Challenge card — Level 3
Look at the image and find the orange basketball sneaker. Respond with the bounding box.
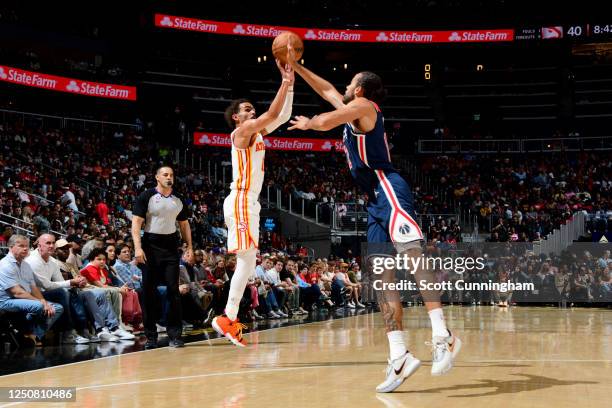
[212,315,247,347]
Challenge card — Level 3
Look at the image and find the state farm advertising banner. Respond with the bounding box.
[0,65,137,101]
[155,14,514,43]
[194,132,343,152]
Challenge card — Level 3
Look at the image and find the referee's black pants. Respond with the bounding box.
[140,233,182,340]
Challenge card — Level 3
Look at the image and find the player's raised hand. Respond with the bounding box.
[287,42,298,68]
[276,58,295,85]
[288,115,310,131]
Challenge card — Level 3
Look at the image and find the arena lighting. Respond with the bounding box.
[344,63,348,69]
[477,64,484,71]
[424,63,431,80]
[257,56,262,63]
[300,58,304,64]
[263,55,267,62]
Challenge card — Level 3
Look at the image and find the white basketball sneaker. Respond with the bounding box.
[376,351,421,393]
[429,331,462,376]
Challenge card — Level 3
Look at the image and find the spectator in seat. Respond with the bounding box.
[266,259,291,316]
[79,248,135,340]
[178,250,209,326]
[54,239,121,342]
[95,196,110,226]
[114,243,169,331]
[25,233,91,344]
[33,207,51,235]
[339,262,365,308]
[201,259,228,315]
[283,260,307,315]
[0,234,64,347]
[254,257,282,319]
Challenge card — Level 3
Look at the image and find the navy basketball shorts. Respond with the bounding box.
[367,170,424,250]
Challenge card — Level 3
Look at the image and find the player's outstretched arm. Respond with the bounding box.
[234,60,294,146]
[288,98,371,132]
[287,44,344,110]
[263,68,295,135]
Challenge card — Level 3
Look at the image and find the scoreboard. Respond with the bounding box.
[516,24,612,42]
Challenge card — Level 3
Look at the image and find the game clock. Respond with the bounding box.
[591,24,612,38]
[565,24,612,40]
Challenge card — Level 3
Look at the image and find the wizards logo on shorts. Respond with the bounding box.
[238,222,248,232]
[398,223,411,235]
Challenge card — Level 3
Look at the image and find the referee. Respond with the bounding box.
[132,165,192,349]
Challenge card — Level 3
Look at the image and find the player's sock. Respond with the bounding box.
[428,308,450,338]
[387,330,407,360]
[225,248,257,321]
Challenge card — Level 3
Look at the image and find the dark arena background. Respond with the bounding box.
[0,1,610,407]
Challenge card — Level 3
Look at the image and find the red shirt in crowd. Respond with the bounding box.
[80,263,111,285]
[96,201,110,225]
[306,272,320,285]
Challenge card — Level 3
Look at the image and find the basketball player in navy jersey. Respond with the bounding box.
[287,47,461,393]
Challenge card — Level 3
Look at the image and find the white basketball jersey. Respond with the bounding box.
[229,130,266,197]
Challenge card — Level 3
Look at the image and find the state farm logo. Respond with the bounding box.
[160,16,173,27]
[0,67,7,80]
[198,134,211,144]
[233,24,246,34]
[66,80,80,92]
[304,30,317,40]
[321,141,332,150]
[264,139,272,147]
[449,32,462,41]
[376,32,389,42]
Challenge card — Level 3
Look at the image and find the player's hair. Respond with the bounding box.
[224,98,252,129]
[356,71,387,104]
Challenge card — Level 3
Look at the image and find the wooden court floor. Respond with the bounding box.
[0,306,610,408]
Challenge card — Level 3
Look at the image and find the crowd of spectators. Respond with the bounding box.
[421,153,612,242]
[415,244,612,307]
[2,115,612,351]
[0,230,368,348]
[0,121,229,251]
[0,120,462,257]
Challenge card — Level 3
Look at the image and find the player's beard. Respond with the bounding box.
[342,92,354,104]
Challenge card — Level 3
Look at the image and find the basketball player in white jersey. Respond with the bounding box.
[212,59,294,346]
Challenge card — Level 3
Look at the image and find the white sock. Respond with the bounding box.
[428,308,449,338]
[225,249,257,321]
[387,330,407,361]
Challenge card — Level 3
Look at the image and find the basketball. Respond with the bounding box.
[272,31,303,65]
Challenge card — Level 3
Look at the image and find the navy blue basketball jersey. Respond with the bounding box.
[342,102,395,197]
